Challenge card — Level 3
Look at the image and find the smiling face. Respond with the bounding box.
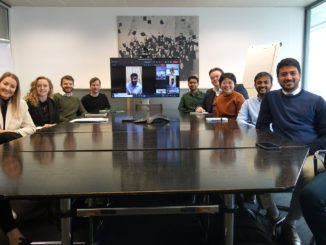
[220,78,235,95]
[255,75,272,98]
[61,79,74,94]
[277,65,301,93]
[0,76,17,100]
[209,70,222,89]
[188,78,199,92]
[36,78,50,98]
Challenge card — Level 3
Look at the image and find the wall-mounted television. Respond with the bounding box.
[110,58,180,98]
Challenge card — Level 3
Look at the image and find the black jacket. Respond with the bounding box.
[27,98,59,126]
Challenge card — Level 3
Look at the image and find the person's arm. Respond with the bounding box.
[178,95,186,112]
[307,97,326,154]
[256,94,272,130]
[77,99,87,117]
[103,94,111,109]
[237,100,250,124]
[236,94,246,114]
[81,96,89,113]
[15,101,36,137]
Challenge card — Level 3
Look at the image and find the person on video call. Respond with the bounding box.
[126,73,142,94]
[169,78,176,88]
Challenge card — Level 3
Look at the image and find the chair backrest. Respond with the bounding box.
[313,150,326,176]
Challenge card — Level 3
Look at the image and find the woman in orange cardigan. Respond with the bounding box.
[212,73,245,120]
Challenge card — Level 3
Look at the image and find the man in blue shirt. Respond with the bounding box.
[256,58,326,245]
[237,72,273,125]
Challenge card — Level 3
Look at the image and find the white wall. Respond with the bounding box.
[9,7,304,95]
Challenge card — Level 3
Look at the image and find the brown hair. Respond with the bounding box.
[0,72,21,118]
[89,77,101,86]
[60,75,74,85]
[25,76,54,107]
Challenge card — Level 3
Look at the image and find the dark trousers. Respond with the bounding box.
[300,171,326,245]
[0,199,16,234]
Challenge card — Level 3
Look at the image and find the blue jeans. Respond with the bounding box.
[300,171,326,245]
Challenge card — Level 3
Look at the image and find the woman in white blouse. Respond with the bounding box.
[0,72,36,143]
[0,72,34,244]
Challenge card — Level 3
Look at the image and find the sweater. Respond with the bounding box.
[256,89,326,154]
[198,84,249,113]
[213,91,245,120]
[53,93,87,122]
[81,93,111,113]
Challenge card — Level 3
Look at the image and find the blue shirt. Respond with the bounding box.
[237,96,261,125]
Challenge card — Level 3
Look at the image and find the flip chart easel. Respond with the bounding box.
[243,42,281,89]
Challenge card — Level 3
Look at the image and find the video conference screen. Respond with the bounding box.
[110,58,180,98]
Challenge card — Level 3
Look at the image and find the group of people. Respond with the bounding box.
[1,57,326,245]
[179,58,326,245]
[0,72,110,245]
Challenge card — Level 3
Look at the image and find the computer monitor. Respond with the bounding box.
[110,58,180,98]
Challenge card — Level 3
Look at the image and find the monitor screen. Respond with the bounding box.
[110,58,180,98]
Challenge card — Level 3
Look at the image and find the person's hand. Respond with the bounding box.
[0,129,13,133]
[195,107,206,113]
[43,124,56,128]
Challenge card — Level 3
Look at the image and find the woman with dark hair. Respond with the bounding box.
[25,76,59,127]
[213,72,245,120]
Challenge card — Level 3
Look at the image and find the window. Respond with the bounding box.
[304,1,326,99]
[0,4,9,40]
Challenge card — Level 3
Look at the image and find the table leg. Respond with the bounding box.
[224,194,235,245]
[60,199,72,245]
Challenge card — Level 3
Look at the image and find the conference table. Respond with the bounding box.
[0,111,308,245]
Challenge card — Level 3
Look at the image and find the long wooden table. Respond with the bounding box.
[0,112,308,245]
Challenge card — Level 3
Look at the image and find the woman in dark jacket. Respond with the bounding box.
[25,76,59,127]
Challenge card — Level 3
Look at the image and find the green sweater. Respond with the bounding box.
[178,90,205,112]
[53,93,87,122]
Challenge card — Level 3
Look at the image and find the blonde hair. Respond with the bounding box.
[0,72,21,118]
[25,76,54,107]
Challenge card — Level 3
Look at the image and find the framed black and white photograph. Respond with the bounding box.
[117,16,199,81]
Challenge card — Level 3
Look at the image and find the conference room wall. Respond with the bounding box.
[9,7,304,106]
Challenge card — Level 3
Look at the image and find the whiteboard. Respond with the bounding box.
[0,39,14,76]
[242,42,280,88]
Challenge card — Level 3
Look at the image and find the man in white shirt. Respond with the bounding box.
[126,73,142,94]
[237,72,273,125]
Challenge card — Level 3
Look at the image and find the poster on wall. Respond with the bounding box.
[117,16,199,81]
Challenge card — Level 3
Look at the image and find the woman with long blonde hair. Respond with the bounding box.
[0,72,35,142]
[25,76,59,127]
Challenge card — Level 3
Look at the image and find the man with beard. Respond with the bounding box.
[256,58,326,245]
[126,73,142,95]
[54,75,86,122]
[178,75,204,112]
[237,72,273,125]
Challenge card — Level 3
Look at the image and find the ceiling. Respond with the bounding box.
[1,0,318,8]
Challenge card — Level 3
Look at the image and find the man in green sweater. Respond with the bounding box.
[54,75,86,122]
[178,75,205,112]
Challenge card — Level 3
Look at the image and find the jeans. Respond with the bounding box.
[300,171,326,245]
